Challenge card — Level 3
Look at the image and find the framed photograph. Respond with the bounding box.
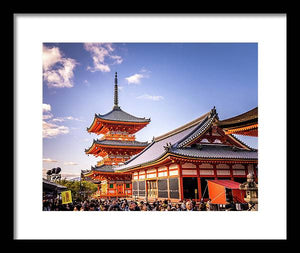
[14,14,286,240]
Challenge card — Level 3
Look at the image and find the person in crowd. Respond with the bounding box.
[206,198,212,211]
[108,200,122,211]
[175,203,182,211]
[186,201,194,211]
[121,202,129,211]
[180,200,187,211]
[128,201,140,211]
[141,204,148,211]
[199,200,206,211]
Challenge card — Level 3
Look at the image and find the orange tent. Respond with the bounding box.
[207,180,246,204]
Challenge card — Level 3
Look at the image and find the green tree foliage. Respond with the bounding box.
[57,179,98,201]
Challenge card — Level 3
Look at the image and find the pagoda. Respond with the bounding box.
[83,72,150,198]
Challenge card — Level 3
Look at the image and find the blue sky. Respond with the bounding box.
[42,43,258,179]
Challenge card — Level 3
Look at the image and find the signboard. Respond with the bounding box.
[61,190,72,204]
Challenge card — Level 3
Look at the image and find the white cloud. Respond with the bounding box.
[43,46,62,71]
[43,114,53,120]
[125,73,144,84]
[51,118,64,122]
[136,94,164,101]
[42,103,82,138]
[110,55,123,65]
[52,116,83,122]
[43,103,53,119]
[43,158,58,163]
[43,103,51,113]
[64,162,78,166]
[43,120,69,138]
[43,45,77,88]
[84,43,123,72]
[125,68,150,84]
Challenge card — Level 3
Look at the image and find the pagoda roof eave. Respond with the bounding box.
[95,107,151,124]
[86,114,104,133]
[85,139,97,154]
[95,115,150,125]
[94,139,149,148]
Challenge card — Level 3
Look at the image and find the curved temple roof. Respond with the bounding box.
[94,139,149,147]
[114,107,257,172]
[170,144,257,160]
[95,107,151,124]
[92,165,115,172]
[217,107,258,128]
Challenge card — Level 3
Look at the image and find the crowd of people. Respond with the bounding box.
[43,197,249,211]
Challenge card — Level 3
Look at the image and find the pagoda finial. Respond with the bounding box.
[113,72,120,109]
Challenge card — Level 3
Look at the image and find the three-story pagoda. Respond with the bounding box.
[83,72,150,198]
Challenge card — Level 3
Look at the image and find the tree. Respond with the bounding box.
[56,179,97,201]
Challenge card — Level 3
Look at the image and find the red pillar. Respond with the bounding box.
[196,164,201,201]
[178,163,184,201]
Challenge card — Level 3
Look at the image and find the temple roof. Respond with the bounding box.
[114,107,257,172]
[96,107,150,123]
[93,139,149,147]
[92,164,115,172]
[170,144,257,160]
[174,114,215,148]
[217,107,258,128]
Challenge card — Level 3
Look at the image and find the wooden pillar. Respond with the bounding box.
[155,167,158,199]
[229,163,234,180]
[167,165,170,200]
[213,164,217,179]
[196,164,201,201]
[245,163,249,177]
[178,163,184,201]
[145,169,148,201]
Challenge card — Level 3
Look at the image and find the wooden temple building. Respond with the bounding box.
[82,73,258,203]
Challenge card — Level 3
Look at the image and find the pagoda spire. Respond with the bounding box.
[113,72,120,109]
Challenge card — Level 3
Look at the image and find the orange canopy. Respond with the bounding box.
[207,180,246,204]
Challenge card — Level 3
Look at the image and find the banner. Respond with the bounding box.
[61,190,72,204]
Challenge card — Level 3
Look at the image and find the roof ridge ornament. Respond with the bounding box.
[113,72,120,110]
[163,142,172,151]
[209,106,219,119]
